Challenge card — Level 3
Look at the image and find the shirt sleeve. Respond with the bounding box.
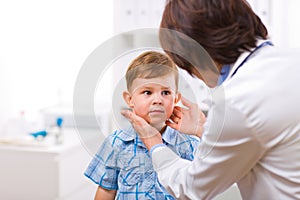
[84,135,120,190]
[183,135,200,161]
[151,101,266,199]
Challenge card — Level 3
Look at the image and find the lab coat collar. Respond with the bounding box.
[225,39,269,82]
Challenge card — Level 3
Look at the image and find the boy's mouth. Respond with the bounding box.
[149,109,164,114]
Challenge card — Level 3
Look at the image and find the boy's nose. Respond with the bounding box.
[152,94,163,104]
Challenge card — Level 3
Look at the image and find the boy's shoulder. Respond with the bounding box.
[103,127,137,147]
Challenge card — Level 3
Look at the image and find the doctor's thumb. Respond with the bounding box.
[180,96,195,108]
[121,110,134,123]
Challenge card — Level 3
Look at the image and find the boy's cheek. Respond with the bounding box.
[166,106,174,118]
[133,107,148,119]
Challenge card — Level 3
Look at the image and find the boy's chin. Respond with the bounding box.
[149,120,166,131]
[149,116,165,123]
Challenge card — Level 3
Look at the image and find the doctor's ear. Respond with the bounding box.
[123,91,134,108]
[175,92,182,104]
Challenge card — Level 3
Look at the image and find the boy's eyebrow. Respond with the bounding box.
[130,86,177,95]
[161,86,173,90]
[137,85,173,90]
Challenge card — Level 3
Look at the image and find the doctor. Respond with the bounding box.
[122,0,300,199]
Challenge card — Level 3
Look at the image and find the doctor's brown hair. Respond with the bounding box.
[125,51,178,92]
[159,0,268,77]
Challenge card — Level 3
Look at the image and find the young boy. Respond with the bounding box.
[84,51,200,200]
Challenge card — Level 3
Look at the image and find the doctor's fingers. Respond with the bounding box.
[121,110,134,122]
[121,109,142,124]
[200,110,206,123]
[181,96,198,110]
[121,109,156,133]
[172,106,182,118]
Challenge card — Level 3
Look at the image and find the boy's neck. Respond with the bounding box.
[151,123,167,135]
[159,125,167,134]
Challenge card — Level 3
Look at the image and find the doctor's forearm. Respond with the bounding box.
[151,146,196,199]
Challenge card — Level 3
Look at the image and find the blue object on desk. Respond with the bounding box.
[30,118,63,139]
[30,130,48,138]
[56,117,63,127]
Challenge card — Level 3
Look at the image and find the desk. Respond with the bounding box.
[0,128,104,200]
[0,127,242,200]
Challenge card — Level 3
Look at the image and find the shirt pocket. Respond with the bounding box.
[118,156,142,186]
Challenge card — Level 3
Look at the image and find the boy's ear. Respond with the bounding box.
[123,91,134,108]
[175,92,182,104]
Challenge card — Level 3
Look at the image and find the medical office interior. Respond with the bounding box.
[0,0,299,199]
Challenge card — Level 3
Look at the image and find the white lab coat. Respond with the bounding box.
[152,40,300,200]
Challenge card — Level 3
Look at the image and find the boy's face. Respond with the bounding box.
[123,74,181,130]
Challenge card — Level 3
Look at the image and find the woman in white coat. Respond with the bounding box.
[122,0,300,199]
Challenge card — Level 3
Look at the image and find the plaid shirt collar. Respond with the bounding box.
[121,125,177,148]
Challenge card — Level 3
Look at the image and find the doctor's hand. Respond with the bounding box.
[121,109,163,150]
[166,96,206,138]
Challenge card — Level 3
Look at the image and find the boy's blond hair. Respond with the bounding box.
[125,51,178,91]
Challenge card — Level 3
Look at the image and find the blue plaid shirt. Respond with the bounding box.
[84,126,200,200]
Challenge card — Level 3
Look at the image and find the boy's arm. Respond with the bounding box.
[94,186,116,200]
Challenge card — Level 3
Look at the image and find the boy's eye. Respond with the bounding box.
[162,90,171,95]
[142,91,152,95]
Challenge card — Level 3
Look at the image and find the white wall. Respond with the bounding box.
[247,0,300,47]
[284,0,300,47]
[1,0,300,132]
[0,0,113,124]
